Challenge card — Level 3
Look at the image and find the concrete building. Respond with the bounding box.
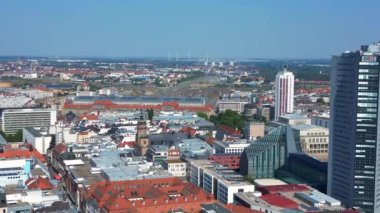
[146,145,168,163]
[275,67,294,120]
[218,91,252,113]
[257,105,275,122]
[0,148,46,187]
[244,122,265,140]
[291,124,329,156]
[218,99,249,113]
[214,140,250,154]
[277,114,311,126]
[23,127,52,155]
[162,159,187,177]
[190,160,255,204]
[234,184,351,213]
[2,109,57,134]
[328,42,380,212]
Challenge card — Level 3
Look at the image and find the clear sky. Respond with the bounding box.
[0,0,379,59]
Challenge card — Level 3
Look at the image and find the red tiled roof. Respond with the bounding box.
[79,114,98,121]
[0,148,46,163]
[260,193,298,209]
[25,176,54,190]
[218,125,242,135]
[117,141,136,148]
[64,101,213,113]
[53,143,68,154]
[86,177,215,212]
[181,126,197,136]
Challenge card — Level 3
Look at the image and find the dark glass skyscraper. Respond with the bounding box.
[328,42,380,213]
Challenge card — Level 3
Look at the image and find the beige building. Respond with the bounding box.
[291,124,329,156]
[244,122,265,139]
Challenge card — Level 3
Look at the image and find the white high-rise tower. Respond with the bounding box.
[274,66,294,120]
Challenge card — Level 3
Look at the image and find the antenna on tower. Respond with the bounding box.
[168,53,171,62]
[176,52,178,61]
[188,52,190,62]
[206,52,209,62]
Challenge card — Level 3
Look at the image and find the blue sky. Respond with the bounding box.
[0,0,379,59]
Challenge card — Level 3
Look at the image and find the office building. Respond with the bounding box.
[291,124,329,156]
[275,67,294,120]
[23,127,52,155]
[328,42,380,213]
[2,109,57,134]
[214,140,250,154]
[218,91,252,113]
[240,126,289,179]
[190,160,255,204]
[162,159,186,177]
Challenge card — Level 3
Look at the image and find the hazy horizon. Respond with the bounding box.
[1,1,379,59]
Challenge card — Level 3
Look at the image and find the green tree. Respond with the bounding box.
[196,112,209,120]
[210,109,245,130]
[0,129,22,142]
[13,129,23,142]
[316,97,325,105]
[147,109,154,121]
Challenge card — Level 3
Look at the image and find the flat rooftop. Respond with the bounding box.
[279,114,308,120]
[3,108,56,113]
[254,178,287,187]
[191,159,253,187]
[291,124,328,131]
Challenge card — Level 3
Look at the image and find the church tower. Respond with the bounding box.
[136,111,150,156]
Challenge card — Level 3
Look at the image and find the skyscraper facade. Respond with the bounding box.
[275,67,294,120]
[328,42,380,213]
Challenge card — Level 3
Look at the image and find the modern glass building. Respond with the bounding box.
[240,126,288,178]
[328,42,380,213]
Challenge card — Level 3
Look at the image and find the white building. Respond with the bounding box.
[275,67,294,120]
[163,159,186,177]
[2,109,57,134]
[0,159,32,187]
[6,189,60,207]
[23,127,52,155]
[190,160,255,204]
[214,140,250,154]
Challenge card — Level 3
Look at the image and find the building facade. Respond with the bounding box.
[275,67,294,120]
[291,124,329,156]
[328,43,380,213]
[1,109,57,135]
[190,160,255,204]
[240,126,287,179]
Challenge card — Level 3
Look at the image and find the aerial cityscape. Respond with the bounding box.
[0,1,379,213]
